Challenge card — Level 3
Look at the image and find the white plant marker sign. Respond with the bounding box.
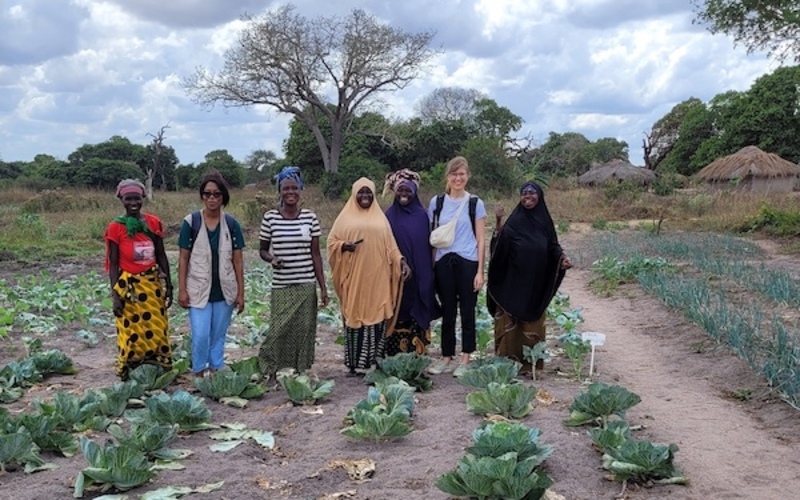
[581,331,606,377]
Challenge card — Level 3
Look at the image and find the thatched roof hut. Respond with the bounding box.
[577,159,656,186]
[695,146,799,194]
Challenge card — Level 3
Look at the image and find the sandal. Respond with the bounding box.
[427,359,454,375]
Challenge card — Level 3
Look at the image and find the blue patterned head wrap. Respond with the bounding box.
[275,166,304,191]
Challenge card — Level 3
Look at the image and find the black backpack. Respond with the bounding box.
[189,211,236,246]
[431,194,478,236]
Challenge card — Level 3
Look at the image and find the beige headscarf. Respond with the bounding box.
[328,178,404,329]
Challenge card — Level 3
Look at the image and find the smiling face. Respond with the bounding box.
[395,184,413,207]
[121,192,143,217]
[446,165,469,192]
[520,186,540,210]
[280,178,300,207]
[356,186,374,209]
[201,181,223,210]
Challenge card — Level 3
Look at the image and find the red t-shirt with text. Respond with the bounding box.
[105,213,164,274]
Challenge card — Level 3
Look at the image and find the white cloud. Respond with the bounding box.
[0,0,776,167]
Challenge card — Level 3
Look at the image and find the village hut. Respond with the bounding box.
[577,159,656,186]
[694,146,799,194]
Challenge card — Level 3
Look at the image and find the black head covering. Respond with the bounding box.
[487,181,565,322]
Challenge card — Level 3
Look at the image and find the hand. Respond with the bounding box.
[400,261,412,281]
[112,293,124,317]
[235,294,245,314]
[495,204,505,220]
[164,285,174,309]
[473,272,485,292]
[271,256,284,269]
[561,256,573,270]
[342,239,363,253]
[319,290,329,308]
[178,289,190,309]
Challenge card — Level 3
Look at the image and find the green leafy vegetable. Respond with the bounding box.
[34,392,110,432]
[16,413,78,457]
[602,439,688,485]
[73,437,155,497]
[29,349,77,376]
[229,356,261,381]
[456,358,521,389]
[129,390,215,432]
[468,422,553,466]
[588,420,631,452]
[364,353,432,391]
[128,364,180,392]
[564,382,641,427]
[466,382,536,419]
[193,370,266,406]
[107,423,190,461]
[436,452,552,500]
[276,372,334,405]
[0,429,52,473]
[341,383,416,441]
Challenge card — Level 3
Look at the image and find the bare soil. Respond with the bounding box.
[2,231,800,499]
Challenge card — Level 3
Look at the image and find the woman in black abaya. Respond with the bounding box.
[487,181,572,374]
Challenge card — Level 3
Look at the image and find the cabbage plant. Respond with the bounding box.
[437,422,553,500]
[0,429,52,473]
[563,382,641,427]
[194,370,266,407]
[456,358,520,389]
[588,420,631,452]
[341,382,416,441]
[73,437,155,497]
[276,372,334,405]
[364,353,432,391]
[602,439,688,486]
[126,390,215,432]
[107,423,190,461]
[466,382,536,419]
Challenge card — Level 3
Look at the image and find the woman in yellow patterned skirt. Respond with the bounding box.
[105,179,173,380]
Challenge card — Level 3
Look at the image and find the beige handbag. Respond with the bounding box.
[429,197,468,249]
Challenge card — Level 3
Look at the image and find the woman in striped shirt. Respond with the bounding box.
[257,167,328,378]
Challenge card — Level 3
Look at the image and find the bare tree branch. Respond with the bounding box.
[183,5,438,173]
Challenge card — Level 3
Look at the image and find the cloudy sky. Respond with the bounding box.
[0,0,778,166]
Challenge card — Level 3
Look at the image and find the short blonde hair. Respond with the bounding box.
[444,156,469,194]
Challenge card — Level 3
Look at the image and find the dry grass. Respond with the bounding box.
[696,145,800,180]
[1,185,798,262]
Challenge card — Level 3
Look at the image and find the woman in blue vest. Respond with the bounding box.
[177,170,245,378]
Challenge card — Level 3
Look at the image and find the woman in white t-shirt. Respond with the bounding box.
[257,167,329,378]
[427,156,486,377]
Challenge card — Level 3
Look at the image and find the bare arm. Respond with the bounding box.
[474,217,486,291]
[311,236,329,307]
[178,248,191,308]
[154,236,172,308]
[233,248,245,313]
[108,241,123,317]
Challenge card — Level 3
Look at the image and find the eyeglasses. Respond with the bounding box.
[202,191,223,199]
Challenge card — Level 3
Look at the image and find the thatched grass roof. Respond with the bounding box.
[695,146,800,181]
[577,159,656,186]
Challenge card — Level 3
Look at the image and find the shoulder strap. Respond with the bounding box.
[190,211,201,245]
[191,211,236,245]
[432,193,445,230]
[469,195,478,236]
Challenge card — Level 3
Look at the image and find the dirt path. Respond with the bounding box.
[564,269,800,499]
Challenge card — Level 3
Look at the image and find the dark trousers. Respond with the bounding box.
[434,253,478,357]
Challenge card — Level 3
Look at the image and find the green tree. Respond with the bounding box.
[534,132,593,176]
[693,0,800,62]
[75,159,144,189]
[244,149,281,185]
[658,104,716,175]
[644,98,705,170]
[590,138,629,164]
[185,5,437,174]
[197,150,244,188]
[473,99,522,142]
[27,154,77,185]
[175,163,198,189]
[460,136,518,193]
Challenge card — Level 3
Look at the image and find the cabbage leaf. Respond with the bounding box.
[466,382,536,419]
[563,382,641,427]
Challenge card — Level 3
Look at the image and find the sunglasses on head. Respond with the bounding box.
[202,191,223,199]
